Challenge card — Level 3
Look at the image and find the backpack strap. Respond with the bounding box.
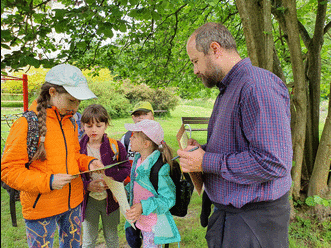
[149,155,165,192]
[22,111,39,169]
[22,112,77,169]
[69,116,76,132]
[108,138,119,161]
[124,131,132,151]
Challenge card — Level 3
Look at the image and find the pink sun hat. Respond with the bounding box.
[124,119,164,145]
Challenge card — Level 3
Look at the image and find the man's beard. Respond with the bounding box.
[201,58,225,88]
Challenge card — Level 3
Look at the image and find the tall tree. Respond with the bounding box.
[1,0,330,218]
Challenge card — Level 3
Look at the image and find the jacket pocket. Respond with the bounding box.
[32,193,42,208]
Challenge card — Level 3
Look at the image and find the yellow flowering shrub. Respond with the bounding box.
[2,67,117,94]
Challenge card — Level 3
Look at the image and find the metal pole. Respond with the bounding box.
[23,74,28,112]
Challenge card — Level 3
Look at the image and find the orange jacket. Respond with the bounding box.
[1,104,95,220]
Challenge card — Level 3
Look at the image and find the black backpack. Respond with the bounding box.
[123,131,132,152]
[149,155,194,217]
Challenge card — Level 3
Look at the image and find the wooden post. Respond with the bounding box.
[22,74,28,112]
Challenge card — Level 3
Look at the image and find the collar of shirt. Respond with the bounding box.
[217,58,251,94]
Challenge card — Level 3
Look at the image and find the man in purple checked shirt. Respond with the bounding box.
[177,22,292,248]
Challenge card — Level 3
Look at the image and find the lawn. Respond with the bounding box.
[1,103,330,248]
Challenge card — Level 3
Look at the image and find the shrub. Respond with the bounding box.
[122,82,154,104]
[78,80,131,119]
[122,81,180,114]
[1,67,48,102]
[2,67,180,118]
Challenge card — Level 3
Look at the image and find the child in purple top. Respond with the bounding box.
[79,104,131,248]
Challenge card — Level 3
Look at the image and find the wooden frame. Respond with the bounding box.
[181,117,210,138]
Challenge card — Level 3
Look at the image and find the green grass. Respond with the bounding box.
[107,104,212,150]
[1,103,330,248]
[2,187,331,248]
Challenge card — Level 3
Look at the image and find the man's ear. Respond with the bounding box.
[209,42,223,57]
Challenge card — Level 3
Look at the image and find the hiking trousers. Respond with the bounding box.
[206,192,290,248]
[25,205,81,248]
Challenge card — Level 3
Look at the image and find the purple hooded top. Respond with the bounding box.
[80,134,131,221]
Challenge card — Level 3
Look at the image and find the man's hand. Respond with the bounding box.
[177,145,205,173]
[187,138,201,147]
[126,203,143,222]
[52,174,77,190]
[89,159,104,171]
[87,179,107,192]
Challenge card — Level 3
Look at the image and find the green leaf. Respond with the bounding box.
[33,13,45,23]
[205,0,218,7]
[151,11,161,20]
[119,23,127,33]
[54,9,66,19]
[55,21,66,33]
[97,23,114,38]
[313,195,323,205]
[25,56,40,68]
[1,44,11,49]
[85,0,95,5]
[129,0,139,6]
[76,41,87,50]
[104,28,114,38]
[305,196,315,206]
[128,9,138,18]
[322,199,329,207]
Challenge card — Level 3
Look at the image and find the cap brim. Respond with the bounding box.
[63,85,97,100]
[124,123,142,131]
[130,108,152,115]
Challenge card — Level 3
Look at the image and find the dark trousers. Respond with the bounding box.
[205,192,290,248]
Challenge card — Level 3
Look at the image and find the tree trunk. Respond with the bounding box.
[308,84,331,199]
[272,46,286,83]
[236,0,274,71]
[304,0,327,177]
[281,0,307,201]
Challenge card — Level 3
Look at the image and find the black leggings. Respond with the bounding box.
[206,192,290,248]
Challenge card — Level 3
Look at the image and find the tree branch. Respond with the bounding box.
[33,0,52,9]
[324,21,331,35]
[297,20,311,48]
[165,11,179,67]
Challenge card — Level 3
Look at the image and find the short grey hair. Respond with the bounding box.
[193,22,237,55]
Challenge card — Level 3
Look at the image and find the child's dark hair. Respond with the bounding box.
[32,82,68,162]
[138,132,174,169]
[81,104,110,126]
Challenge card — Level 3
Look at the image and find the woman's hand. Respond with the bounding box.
[52,174,77,190]
[87,179,107,192]
[126,203,143,222]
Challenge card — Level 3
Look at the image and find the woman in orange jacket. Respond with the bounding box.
[1,64,104,248]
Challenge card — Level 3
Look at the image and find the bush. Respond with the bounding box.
[78,80,131,119]
[122,81,180,114]
[2,67,180,118]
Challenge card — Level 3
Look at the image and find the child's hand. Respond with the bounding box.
[89,159,104,171]
[126,203,143,222]
[87,179,107,192]
[52,174,77,190]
